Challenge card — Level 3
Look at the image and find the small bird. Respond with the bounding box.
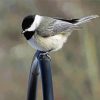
[22,14,99,52]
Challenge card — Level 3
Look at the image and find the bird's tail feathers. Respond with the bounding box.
[74,15,99,26]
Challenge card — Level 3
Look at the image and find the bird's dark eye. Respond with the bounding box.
[22,15,35,30]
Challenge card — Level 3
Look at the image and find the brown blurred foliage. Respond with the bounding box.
[0,0,100,100]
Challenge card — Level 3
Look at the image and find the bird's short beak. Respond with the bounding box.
[22,30,25,34]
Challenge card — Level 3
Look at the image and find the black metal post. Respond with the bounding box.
[37,52,54,100]
[27,51,40,100]
[27,51,54,100]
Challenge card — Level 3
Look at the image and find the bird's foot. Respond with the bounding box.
[37,51,51,60]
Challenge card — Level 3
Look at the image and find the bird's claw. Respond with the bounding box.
[37,51,51,60]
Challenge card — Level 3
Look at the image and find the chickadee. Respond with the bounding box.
[22,14,99,52]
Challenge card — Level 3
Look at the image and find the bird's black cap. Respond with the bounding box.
[22,15,35,31]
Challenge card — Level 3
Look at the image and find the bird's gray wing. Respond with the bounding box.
[37,16,79,37]
[52,20,78,33]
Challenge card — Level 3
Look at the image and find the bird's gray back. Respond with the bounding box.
[37,16,56,37]
[37,16,75,37]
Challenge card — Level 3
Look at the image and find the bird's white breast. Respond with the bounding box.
[27,33,70,52]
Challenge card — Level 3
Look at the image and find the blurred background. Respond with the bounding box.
[0,0,100,100]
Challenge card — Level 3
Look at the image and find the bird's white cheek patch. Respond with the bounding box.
[27,15,43,32]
